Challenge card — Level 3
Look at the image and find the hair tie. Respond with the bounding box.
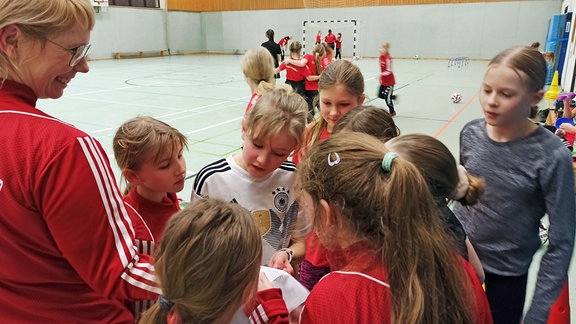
[381,152,399,172]
[158,295,174,311]
[450,165,470,200]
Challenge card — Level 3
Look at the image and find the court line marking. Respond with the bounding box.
[433,91,478,138]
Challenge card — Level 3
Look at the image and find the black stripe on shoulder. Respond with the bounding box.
[193,158,230,193]
[278,160,297,172]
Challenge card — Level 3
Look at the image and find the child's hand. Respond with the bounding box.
[268,251,294,275]
[555,128,565,136]
[559,123,576,133]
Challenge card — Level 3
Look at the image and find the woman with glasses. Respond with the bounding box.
[0,0,160,322]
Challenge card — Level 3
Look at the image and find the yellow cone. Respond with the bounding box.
[545,70,560,101]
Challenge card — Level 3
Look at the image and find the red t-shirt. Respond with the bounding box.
[278,60,310,82]
[324,33,336,44]
[380,54,396,86]
[301,242,493,324]
[336,35,342,49]
[245,92,261,114]
[124,189,180,247]
[316,34,321,43]
[123,189,179,320]
[0,80,159,323]
[303,53,321,91]
[278,36,290,46]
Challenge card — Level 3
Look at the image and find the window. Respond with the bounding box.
[109,0,159,8]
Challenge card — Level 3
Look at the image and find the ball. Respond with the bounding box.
[451,92,462,103]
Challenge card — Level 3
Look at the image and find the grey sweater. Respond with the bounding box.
[453,119,575,323]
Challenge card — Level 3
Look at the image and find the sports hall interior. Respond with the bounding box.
[44,0,576,321]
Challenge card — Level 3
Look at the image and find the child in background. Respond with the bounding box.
[242,47,276,118]
[321,42,334,67]
[324,29,336,51]
[278,35,292,61]
[293,133,492,323]
[386,134,485,282]
[453,46,575,323]
[378,42,397,116]
[292,60,365,291]
[261,29,282,79]
[315,30,322,45]
[332,105,400,141]
[335,33,342,60]
[275,41,310,98]
[113,116,187,320]
[292,60,365,164]
[139,198,288,324]
[192,86,310,274]
[284,44,327,122]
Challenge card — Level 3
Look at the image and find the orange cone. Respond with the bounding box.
[548,281,570,324]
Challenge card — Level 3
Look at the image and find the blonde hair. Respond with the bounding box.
[311,44,326,75]
[386,134,484,205]
[244,85,308,149]
[381,42,390,51]
[297,132,475,324]
[139,198,262,324]
[303,60,364,155]
[0,0,95,79]
[242,47,275,95]
[488,46,546,92]
[332,105,400,142]
[113,116,187,195]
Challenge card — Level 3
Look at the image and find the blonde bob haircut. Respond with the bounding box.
[244,85,308,149]
[0,0,95,78]
[113,116,187,195]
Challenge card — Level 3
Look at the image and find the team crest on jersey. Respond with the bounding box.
[252,209,271,235]
[272,187,289,213]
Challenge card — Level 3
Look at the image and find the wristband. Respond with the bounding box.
[279,248,293,263]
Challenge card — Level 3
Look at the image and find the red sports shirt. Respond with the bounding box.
[278,60,310,82]
[300,242,493,324]
[0,80,159,323]
[278,36,290,46]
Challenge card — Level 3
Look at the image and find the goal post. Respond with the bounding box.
[302,19,357,58]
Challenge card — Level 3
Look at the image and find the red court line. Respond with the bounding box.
[433,91,479,138]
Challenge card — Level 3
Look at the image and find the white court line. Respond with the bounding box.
[89,97,248,134]
[184,117,242,135]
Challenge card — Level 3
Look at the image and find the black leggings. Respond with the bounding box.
[304,90,318,122]
[286,80,306,97]
[335,48,341,60]
[378,85,395,113]
[484,272,528,324]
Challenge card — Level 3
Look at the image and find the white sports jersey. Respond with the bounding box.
[193,155,303,263]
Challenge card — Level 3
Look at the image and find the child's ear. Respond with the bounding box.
[241,124,247,142]
[319,199,338,227]
[531,89,545,107]
[358,95,366,106]
[0,24,21,58]
[124,169,141,185]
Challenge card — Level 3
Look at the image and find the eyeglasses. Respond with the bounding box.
[45,39,91,67]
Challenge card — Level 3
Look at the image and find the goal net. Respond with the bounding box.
[302,20,357,58]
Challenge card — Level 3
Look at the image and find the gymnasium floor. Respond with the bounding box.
[39,54,575,321]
